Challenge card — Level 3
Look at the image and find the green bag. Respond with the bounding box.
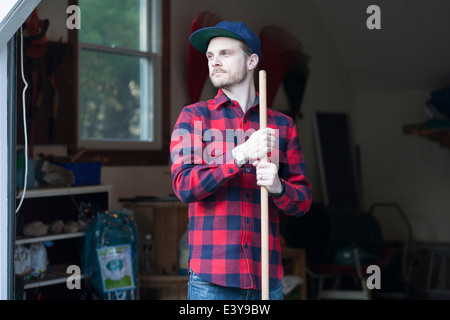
[81,210,139,300]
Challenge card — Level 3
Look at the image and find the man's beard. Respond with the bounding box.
[210,67,248,89]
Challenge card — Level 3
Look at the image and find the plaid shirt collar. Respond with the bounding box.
[213,88,260,111]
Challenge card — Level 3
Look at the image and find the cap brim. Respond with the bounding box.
[189,27,244,54]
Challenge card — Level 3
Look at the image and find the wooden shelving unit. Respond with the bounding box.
[403,122,450,149]
[15,185,111,299]
[22,264,86,290]
[122,200,189,300]
[16,185,112,208]
[16,231,86,246]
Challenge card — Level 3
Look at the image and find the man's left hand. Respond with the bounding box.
[253,161,283,195]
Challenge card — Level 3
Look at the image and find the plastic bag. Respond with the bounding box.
[81,210,139,300]
[29,242,48,278]
[14,245,31,276]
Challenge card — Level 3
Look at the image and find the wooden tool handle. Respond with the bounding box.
[259,70,269,300]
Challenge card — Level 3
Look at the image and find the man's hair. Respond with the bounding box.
[239,40,254,58]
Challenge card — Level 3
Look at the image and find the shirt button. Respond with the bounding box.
[245,193,250,198]
[244,119,247,124]
[278,201,283,206]
[229,168,234,173]
[244,243,248,248]
[246,218,250,223]
[245,168,250,173]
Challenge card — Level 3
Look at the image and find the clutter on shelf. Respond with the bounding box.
[22,219,82,238]
[35,149,101,187]
[14,243,48,279]
[49,219,64,234]
[403,85,450,149]
[22,221,48,237]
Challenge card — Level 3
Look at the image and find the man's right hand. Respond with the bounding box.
[240,128,275,163]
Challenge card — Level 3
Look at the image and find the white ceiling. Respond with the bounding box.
[313,0,450,91]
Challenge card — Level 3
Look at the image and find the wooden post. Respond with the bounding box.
[259,70,269,300]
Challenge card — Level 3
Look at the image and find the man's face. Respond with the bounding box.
[206,37,249,89]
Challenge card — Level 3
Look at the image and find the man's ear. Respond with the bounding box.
[248,53,259,71]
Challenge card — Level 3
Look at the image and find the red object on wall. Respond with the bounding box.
[24,9,49,58]
[187,12,222,104]
[258,26,303,110]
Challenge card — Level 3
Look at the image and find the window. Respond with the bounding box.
[78,0,162,151]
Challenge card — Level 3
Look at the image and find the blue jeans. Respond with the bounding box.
[188,268,283,300]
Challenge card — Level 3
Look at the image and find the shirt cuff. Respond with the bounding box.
[269,180,285,197]
[220,150,241,176]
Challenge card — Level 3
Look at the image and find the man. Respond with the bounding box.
[170,21,312,300]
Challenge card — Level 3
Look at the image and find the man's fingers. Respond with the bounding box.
[244,127,276,162]
[256,161,272,169]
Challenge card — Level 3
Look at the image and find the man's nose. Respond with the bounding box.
[210,55,221,67]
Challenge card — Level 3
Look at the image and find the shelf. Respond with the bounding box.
[16,231,86,245]
[23,264,85,290]
[16,184,112,199]
[403,122,450,149]
[14,185,111,298]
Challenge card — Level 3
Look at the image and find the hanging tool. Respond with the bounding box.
[23,8,49,157]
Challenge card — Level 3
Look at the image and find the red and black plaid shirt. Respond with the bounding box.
[170,89,312,290]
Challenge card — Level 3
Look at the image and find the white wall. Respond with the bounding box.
[355,90,450,243]
[101,166,172,209]
[35,0,68,42]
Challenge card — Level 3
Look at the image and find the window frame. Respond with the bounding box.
[68,0,170,166]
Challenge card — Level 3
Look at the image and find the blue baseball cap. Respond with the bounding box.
[189,21,262,60]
